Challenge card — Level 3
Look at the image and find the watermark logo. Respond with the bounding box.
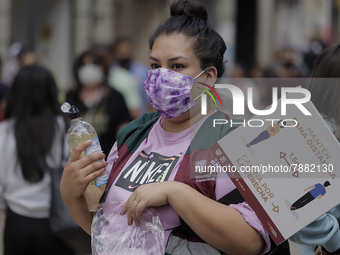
[200,84,311,116]
[197,82,222,112]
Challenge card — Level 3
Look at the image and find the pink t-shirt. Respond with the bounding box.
[104,115,270,254]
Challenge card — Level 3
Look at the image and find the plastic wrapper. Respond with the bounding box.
[91,202,165,255]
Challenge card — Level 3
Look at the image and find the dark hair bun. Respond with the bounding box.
[170,0,208,22]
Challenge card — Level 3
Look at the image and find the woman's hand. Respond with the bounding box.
[121,181,263,254]
[120,182,173,227]
[60,140,107,202]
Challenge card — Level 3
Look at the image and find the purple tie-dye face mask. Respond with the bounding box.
[143,68,207,119]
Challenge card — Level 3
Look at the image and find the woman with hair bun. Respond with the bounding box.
[60,1,271,254]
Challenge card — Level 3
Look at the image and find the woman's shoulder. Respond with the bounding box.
[116,112,160,146]
[120,112,160,131]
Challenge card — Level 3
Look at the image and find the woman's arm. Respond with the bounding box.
[60,140,107,234]
[121,181,264,255]
[168,182,264,255]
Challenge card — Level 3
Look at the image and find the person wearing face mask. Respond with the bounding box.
[108,53,142,119]
[59,1,287,254]
[65,49,131,156]
[110,37,152,117]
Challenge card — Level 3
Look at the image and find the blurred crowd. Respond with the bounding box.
[226,38,326,113]
[0,37,327,123]
[0,38,155,156]
[0,37,330,157]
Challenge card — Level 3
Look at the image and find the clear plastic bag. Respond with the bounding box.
[91,202,164,255]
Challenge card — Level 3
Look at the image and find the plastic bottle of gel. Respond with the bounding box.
[61,102,108,211]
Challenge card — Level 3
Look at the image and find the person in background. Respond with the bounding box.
[266,47,306,78]
[111,37,152,116]
[66,49,131,156]
[303,38,325,75]
[260,47,308,108]
[1,42,38,88]
[1,42,23,87]
[289,44,340,255]
[20,51,38,66]
[107,42,141,119]
[0,65,75,255]
[89,43,140,120]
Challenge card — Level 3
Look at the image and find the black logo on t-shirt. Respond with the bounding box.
[115,151,181,192]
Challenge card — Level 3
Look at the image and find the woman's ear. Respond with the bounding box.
[206,66,218,79]
[204,66,218,86]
